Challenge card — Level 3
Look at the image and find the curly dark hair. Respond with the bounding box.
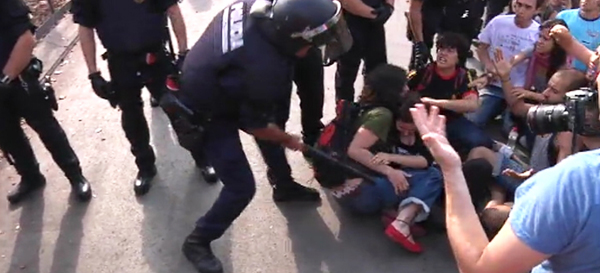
[397,91,422,123]
[359,64,408,114]
[541,19,568,80]
[435,32,470,67]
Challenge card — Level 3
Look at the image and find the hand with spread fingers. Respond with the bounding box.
[409,104,461,169]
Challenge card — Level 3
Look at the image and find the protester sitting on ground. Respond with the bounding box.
[369,92,443,253]
[407,32,495,157]
[328,64,443,254]
[554,0,600,73]
[410,100,600,273]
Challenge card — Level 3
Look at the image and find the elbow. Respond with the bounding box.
[346,146,362,161]
[18,31,35,53]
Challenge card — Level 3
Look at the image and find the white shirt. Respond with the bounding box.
[478,15,540,93]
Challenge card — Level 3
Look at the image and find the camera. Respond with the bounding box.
[526,87,600,136]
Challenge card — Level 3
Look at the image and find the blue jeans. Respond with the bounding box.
[466,85,507,128]
[335,167,443,222]
[446,116,494,151]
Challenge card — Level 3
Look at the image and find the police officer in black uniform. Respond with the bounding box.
[162,0,353,271]
[294,47,325,149]
[0,0,92,204]
[334,0,394,102]
[71,0,217,194]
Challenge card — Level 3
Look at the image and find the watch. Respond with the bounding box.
[0,73,11,84]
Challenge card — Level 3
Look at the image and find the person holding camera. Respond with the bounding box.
[0,0,93,204]
[411,102,600,273]
[334,0,395,102]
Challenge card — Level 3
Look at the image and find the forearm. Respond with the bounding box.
[348,148,394,176]
[408,1,424,42]
[442,168,490,273]
[435,99,479,113]
[558,37,593,65]
[339,0,376,18]
[78,26,98,74]
[2,31,35,79]
[167,4,188,53]
[388,154,428,168]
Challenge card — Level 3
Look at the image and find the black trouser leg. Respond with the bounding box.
[363,22,388,74]
[410,5,442,70]
[0,100,41,180]
[335,16,368,102]
[294,47,324,144]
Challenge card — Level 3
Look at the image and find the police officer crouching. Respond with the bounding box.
[0,0,92,204]
[71,0,217,194]
[334,0,394,101]
[162,0,353,271]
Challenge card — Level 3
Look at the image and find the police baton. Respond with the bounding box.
[303,145,379,184]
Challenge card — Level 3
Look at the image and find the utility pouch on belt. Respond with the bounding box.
[159,92,205,152]
[21,57,59,111]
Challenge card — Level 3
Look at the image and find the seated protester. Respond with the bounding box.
[407,32,495,157]
[410,103,600,273]
[330,64,443,254]
[370,92,443,253]
[495,48,589,162]
[554,1,600,73]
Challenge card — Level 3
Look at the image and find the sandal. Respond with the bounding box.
[385,220,423,253]
[381,212,427,237]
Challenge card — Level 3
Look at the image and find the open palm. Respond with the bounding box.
[409,104,461,169]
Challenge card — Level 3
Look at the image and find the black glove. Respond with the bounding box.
[371,3,394,24]
[175,50,188,73]
[412,41,429,69]
[88,72,111,99]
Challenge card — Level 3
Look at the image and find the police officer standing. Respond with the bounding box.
[163,0,353,271]
[0,0,92,204]
[71,0,216,194]
[334,0,394,101]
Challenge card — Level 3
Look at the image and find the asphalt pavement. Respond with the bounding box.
[0,0,459,272]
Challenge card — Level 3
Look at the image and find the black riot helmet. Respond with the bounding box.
[250,0,353,66]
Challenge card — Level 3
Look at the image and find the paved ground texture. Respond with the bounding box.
[0,0,460,272]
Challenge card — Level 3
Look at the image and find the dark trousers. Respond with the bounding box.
[409,3,469,68]
[106,48,204,170]
[0,79,82,182]
[255,47,325,184]
[446,116,494,154]
[195,120,257,241]
[335,14,387,102]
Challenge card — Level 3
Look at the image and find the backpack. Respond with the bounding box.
[413,64,472,93]
[311,100,377,189]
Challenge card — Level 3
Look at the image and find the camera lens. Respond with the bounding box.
[526,104,569,134]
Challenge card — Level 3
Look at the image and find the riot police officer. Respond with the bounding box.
[0,0,92,204]
[71,0,217,194]
[163,0,353,271]
[334,0,394,101]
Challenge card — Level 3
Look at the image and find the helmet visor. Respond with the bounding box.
[290,1,353,65]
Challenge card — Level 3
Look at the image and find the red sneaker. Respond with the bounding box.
[385,224,423,253]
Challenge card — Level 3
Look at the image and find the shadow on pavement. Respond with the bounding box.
[135,107,232,273]
[186,0,213,13]
[48,199,91,273]
[6,193,45,273]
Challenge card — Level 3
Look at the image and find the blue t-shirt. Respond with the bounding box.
[509,149,600,273]
[556,9,600,72]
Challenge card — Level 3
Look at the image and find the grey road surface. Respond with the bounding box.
[0,0,459,272]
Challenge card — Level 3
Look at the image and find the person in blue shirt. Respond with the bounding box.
[409,92,600,272]
[555,0,600,72]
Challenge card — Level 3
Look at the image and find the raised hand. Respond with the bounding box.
[409,104,461,169]
[492,48,512,79]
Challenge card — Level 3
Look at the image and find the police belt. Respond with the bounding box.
[101,45,167,63]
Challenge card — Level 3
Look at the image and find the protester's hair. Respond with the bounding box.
[435,32,470,67]
[359,64,408,113]
[552,69,589,92]
[541,19,568,79]
[397,91,422,123]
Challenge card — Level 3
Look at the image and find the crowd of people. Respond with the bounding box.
[2,0,600,272]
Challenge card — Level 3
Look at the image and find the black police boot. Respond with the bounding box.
[67,174,92,202]
[7,174,46,204]
[182,228,223,273]
[150,97,159,108]
[272,179,321,202]
[134,165,157,196]
[197,163,218,184]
